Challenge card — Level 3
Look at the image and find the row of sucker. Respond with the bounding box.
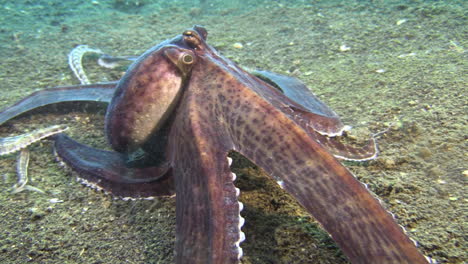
[227,156,246,260]
[68,45,104,85]
[9,149,44,194]
[351,167,437,263]
[0,126,68,193]
[52,146,165,201]
[0,125,68,156]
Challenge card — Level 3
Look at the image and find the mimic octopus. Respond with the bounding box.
[0,26,434,264]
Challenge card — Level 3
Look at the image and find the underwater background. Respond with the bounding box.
[0,0,466,263]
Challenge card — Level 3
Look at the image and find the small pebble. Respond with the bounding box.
[381,158,396,169]
[462,170,468,177]
[29,207,46,220]
[339,44,350,52]
[396,19,407,26]
[232,42,243,49]
[398,52,416,58]
[428,167,443,177]
[417,147,432,159]
[49,198,64,203]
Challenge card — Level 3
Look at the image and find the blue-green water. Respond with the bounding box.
[0,1,466,263]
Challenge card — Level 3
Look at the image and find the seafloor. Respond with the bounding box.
[0,0,466,263]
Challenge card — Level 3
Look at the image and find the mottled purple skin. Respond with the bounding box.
[105,43,188,152]
[0,26,432,264]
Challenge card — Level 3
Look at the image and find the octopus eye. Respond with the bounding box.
[164,48,195,76]
[181,54,194,64]
[183,29,203,49]
[183,30,194,37]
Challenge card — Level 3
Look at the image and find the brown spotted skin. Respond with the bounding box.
[162,27,429,263]
[168,85,241,263]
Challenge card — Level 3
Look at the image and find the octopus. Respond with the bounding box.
[0,26,434,264]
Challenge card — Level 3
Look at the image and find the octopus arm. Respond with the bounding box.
[168,89,244,264]
[253,71,378,161]
[253,70,344,135]
[309,130,378,161]
[225,85,428,264]
[53,133,174,198]
[0,82,117,126]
